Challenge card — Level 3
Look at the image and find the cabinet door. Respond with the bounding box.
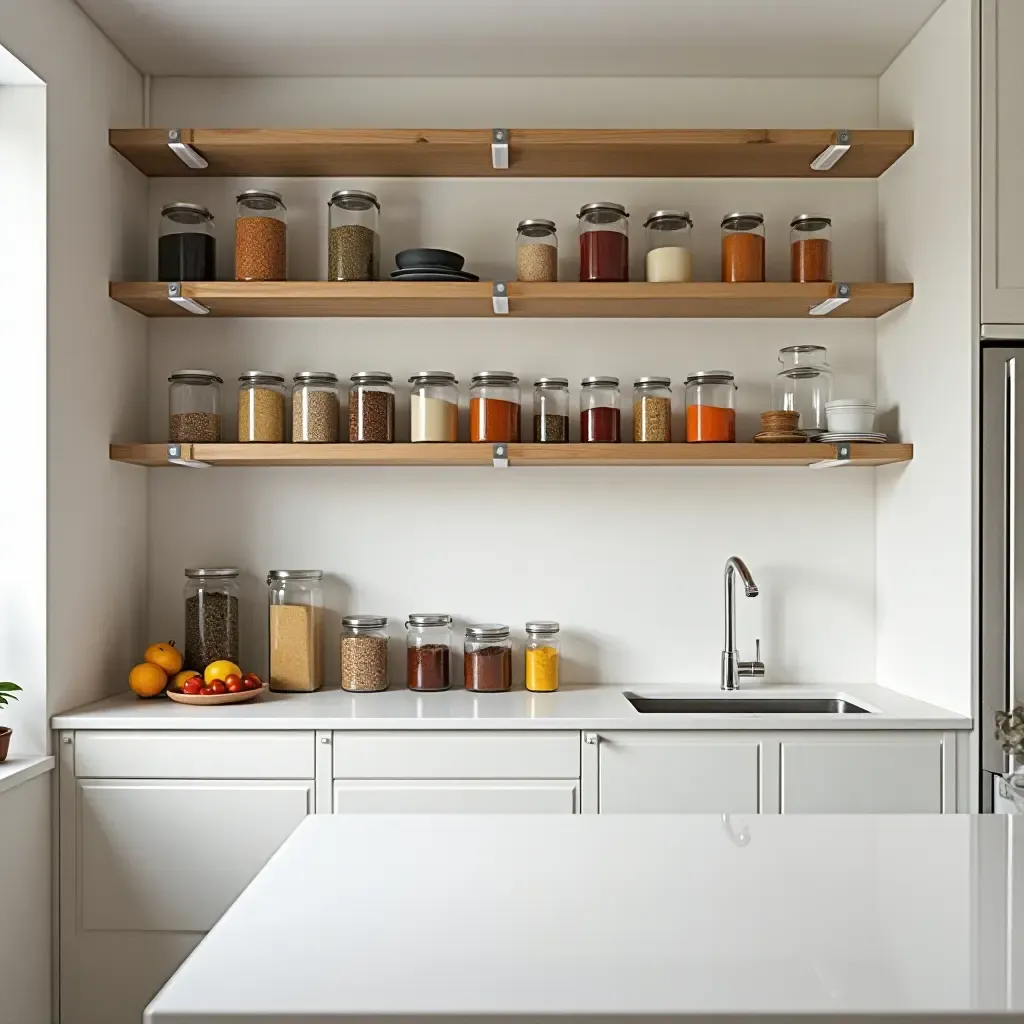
[334,779,578,813]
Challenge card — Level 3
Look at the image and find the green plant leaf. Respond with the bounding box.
[0,682,22,692]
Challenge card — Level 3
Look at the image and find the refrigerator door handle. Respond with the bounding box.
[1012,357,1023,745]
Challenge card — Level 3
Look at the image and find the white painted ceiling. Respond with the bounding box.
[75,0,945,78]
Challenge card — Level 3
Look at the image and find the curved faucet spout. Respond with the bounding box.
[725,555,759,597]
[722,556,764,690]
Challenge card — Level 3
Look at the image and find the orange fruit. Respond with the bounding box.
[145,641,183,676]
[129,662,167,698]
[170,669,201,692]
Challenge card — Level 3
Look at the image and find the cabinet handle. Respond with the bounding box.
[62,736,72,744]
[584,733,599,746]
[320,736,331,745]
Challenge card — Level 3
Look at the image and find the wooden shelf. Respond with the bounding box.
[110,128,913,178]
[110,443,914,469]
[109,281,913,319]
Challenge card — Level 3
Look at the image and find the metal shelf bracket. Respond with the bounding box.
[167,282,210,315]
[491,128,509,170]
[809,442,853,470]
[167,128,208,170]
[492,443,509,469]
[808,282,851,317]
[810,129,851,171]
[167,444,211,469]
[492,282,509,315]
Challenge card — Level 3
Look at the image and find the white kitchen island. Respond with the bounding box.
[146,814,1021,1022]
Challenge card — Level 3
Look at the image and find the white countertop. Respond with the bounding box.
[52,683,968,731]
[147,813,1022,1021]
[0,754,53,796]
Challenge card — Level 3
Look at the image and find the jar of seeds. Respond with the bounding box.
[292,371,340,443]
[633,376,673,442]
[168,370,223,443]
[184,568,240,672]
[533,377,570,442]
[516,219,558,282]
[238,370,286,442]
[349,371,395,443]
[235,189,287,281]
[340,615,389,692]
[328,190,380,281]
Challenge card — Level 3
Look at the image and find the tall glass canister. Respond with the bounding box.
[184,568,240,672]
[158,202,216,282]
[235,189,287,281]
[721,212,765,283]
[237,370,286,443]
[525,621,560,692]
[771,345,834,436]
[633,376,673,442]
[406,613,452,691]
[790,215,832,283]
[291,372,340,443]
[578,202,629,282]
[267,570,324,692]
[409,371,459,442]
[580,376,621,442]
[328,189,380,281]
[533,377,570,442]
[516,219,558,282]
[348,372,396,442]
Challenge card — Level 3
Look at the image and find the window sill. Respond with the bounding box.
[0,755,54,796]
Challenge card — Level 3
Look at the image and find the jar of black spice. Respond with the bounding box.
[348,371,395,443]
[533,378,570,442]
[158,202,216,282]
[184,568,240,672]
[406,614,452,691]
[464,624,512,693]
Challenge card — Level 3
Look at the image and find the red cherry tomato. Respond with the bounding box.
[183,679,202,695]
[227,681,243,693]
[209,680,227,695]
[225,674,242,688]
[199,686,213,696]
[243,677,262,691]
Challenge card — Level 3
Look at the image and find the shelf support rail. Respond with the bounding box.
[492,444,509,469]
[492,282,509,315]
[167,282,210,315]
[808,282,851,317]
[166,444,211,469]
[167,129,208,170]
[809,443,853,470]
[810,129,851,171]
[491,128,509,169]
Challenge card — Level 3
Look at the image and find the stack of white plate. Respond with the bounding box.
[823,398,883,441]
[817,431,888,444]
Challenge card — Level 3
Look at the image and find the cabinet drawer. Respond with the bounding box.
[74,730,314,779]
[334,779,579,813]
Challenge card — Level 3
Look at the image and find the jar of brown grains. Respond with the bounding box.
[348,371,395,443]
[291,371,340,443]
[267,570,324,693]
[328,190,380,281]
[406,613,452,691]
[235,189,287,281]
[633,376,673,442]
[516,219,558,282]
[340,615,389,692]
[238,370,286,442]
[168,369,223,443]
[464,623,512,693]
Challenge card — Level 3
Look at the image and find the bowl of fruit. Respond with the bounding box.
[166,660,266,705]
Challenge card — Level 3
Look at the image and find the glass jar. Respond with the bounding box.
[291,372,340,443]
[183,567,240,672]
[790,215,832,283]
[348,371,395,443]
[235,189,287,281]
[685,371,737,442]
[158,202,216,282]
[533,377,570,443]
[238,370,286,443]
[328,189,380,281]
[525,621,560,693]
[771,345,834,436]
[267,570,324,693]
[516,219,558,282]
[340,615,389,692]
[406,613,452,691]
[409,371,459,442]
[633,376,673,442]
[464,624,512,693]
[168,370,223,443]
[470,371,521,442]
[721,212,765,283]
[644,211,693,283]
[578,202,629,282]
[580,376,621,442]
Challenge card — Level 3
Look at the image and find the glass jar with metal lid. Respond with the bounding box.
[168,370,223,443]
[525,621,560,693]
[328,189,380,281]
[464,624,512,693]
[406,613,452,691]
[470,371,521,443]
[644,211,693,283]
[533,377,570,443]
[516,219,558,282]
[238,370,286,443]
[771,345,833,436]
[158,202,216,282]
[580,376,621,443]
[578,202,629,282]
[790,214,832,283]
[633,376,673,442]
[685,371,737,442]
[291,372,340,443]
[721,212,765,283]
[235,189,287,281]
[409,371,459,442]
[348,371,395,443]
[267,570,324,693]
[340,615,389,692]
[183,568,239,672]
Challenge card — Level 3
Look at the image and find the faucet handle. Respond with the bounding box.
[739,639,765,680]
[755,639,760,663]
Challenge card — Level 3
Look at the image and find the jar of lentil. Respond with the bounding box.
[469,371,521,443]
[685,370,737,442]
[533,377,570,443]
[644,211,693,283]
[409,371,459,442]
[158,202,216,282]
[721,212,765,283]
[267,570,324,693]
[340,615,389,692]
[790,214,832,283]
[406,613,452,691]
[580,376,621,442]
[238,370,286,443]
[328,189,380,281]
[348,371,395,443]
[464,624,512,693]
[292,372,340,443]
[578,202,629,282]
[168,370,223,443]
[516,219,558,282]
[235,189,287,281]
[184,567,240,672]
[525,621,560,693]
[633,377,673,442]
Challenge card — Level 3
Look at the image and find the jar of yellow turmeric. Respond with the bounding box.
[524,621,560,692]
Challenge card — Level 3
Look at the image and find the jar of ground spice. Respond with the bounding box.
[158,202,216,282]
[235,189,287,281]
[328,189,380,281]
[790,214,832,283]
[721,212,765,283]
[580,376,621,442]
[525,621,560,693]
[348,371,395,442]
[168,369,223,443]
[238,370,287,443]
[267,570,324,692]
[578,202,629,282]
[644,211,693,283]
[516,219,558,282]
[409,371,459,442]
[406,613,452,691]
[340,615,389,692]
[533,377,570,443]
[469,371,521,443]
[183,568,240,672]
[685,370,737,443]
[464,624,512,693]
[633,376,673,442]
[292,372,340,443]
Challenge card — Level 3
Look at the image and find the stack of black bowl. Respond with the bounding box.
[390,249,479,282]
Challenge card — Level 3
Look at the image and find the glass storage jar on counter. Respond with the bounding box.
[328,189,380,281]
[790,215,832,283]
[684,371,737,442]
[409,371,459,442]
[184,567,239,672]
[464,624,512,693]
[633,376,673,442]
[406,613,452,691]
[235,189,287,281]
[580,376,621,442]
[516,219,558,282]
[644,211,693,283]
[771,345,834,436]
[721,212,765,283]
[291,372,340,443]
[525,621,560,693]
[168,370,223,443]
[578,202,629,282]
[470,371,521,442]
[348,371,395,442]
[238,370,286,443]
[340,615,389,692]
[158,202,216,282]
[267,570,323,693]
[533,377,570,442]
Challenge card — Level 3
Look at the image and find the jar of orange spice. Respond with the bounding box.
[721,212,765,283]
[684,371,737,442]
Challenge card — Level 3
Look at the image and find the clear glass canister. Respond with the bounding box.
[790,215,832,283]
[525,621,560,693]
[158,202,216,282]
[470,371,521,442]
[348,371,395,443]
[516,219,558,282]
[464,624,512,693]
[328,189,380,281]
[184,567,240,672]
[235,189,287,281]
[406,613,452,691]
[409,371,459,442]
[580,376,621,442]
[578,202,629,282]
[533,377,570,443]
[267,570,324,693]
[644,211,693,283]
[340,615,389,692]
[168,370,223,443]
[291,372,340,443]
[238,370,286,443]
[771,345,834,436]
[633,376,673,442]
[721,212,765,283]
[685,371,737,442]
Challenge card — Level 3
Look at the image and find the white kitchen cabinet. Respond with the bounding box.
[334,778,579,813]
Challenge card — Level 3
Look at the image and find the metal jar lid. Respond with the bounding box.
[350,371,393,385]
[790,214,832,231]
[161,202,214,224]
[293,371,339,385]
[534,377,569,389]
[525,620,560,635]
[267,570,324,584]
[517,218,557,236]
[409,370,458,386]
[239,370,285,385]
[577,202,629,221]
[407,613,452,627]
[684,370,736,386]
[643,210,692,229]
[184,567,239,578]
[635,375,672,389]
[329,189,380,211]
[721,212,764,231]
[581,375,619,388]
[342,615,388,628]
[471,371,519,386]
[168,369,223,384]
[466,623,510,640]
[236,188,285,209]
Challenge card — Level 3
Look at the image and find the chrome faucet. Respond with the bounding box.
[721,556,765,691]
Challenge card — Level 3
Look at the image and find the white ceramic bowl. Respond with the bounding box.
[825,399,876,434]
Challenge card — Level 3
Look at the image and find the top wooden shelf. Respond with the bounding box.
[109,128,914,179]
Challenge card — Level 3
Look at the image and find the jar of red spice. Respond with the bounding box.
[406,613,451,692]
[469,371,520,443]
[721,212,765,283]
[684,371,737,443]
[790,215,832,283]
[578,202,629,282]
[580,376,621,442]
[464,624,512,693]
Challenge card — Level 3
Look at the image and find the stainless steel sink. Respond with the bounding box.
[625,694,872,714]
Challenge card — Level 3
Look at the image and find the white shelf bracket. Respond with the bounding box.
[809,442,853,470]
[810,129,851,171]
[491,128,509,170]
[167,444,211,469]
[492,443,509,469]
[167,282,210,315]
[808,282,851,317]
[492,282,509,315]
[167,128,208,170]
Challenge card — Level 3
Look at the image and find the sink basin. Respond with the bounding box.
[625,695,872,715]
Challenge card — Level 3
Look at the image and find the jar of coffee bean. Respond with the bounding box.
[292,371,340,443]
[183,567,240,672]
[168,369,223,443]
[348,371,395,443]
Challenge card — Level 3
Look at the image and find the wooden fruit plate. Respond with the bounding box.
[165,684,268,706]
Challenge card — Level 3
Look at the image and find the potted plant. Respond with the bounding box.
[996,706,1024,810]
[0,682,22,762]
